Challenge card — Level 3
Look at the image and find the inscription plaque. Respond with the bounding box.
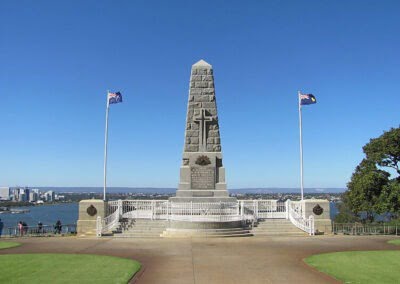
[193,191,214,197]
[191,167,215,189]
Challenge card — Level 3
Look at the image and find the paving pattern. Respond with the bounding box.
[1,235,398,284]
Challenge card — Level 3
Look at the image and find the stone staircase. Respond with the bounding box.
[112,219,168,238]
[161,227,253,238]
[251,219,308,236]
[110,218,252,238]
[109,218,308,238]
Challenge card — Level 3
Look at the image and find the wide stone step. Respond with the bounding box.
[129,220,167,223]
[124,225,167,229]
[161,232,253,238]
[122,221,167,225]
[161,228,252,238]
[123,225,167,229]
[253,228,305,232]
[165,229,250,234]
[253,231,305,234]
[253,232,308,236]
[250,219,309,236]
[254,228,299,231]
[162,233,253,238]
[253,227,304,231]
[112,234,162,238]
[121,230,166,234]
[253,226,301,229]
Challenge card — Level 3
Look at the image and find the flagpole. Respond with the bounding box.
[298,91,304,200]
[103,91,110,201]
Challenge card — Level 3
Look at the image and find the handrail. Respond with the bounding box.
[3,224,77,237]
[98,208,120,236]
[287,200,314,236]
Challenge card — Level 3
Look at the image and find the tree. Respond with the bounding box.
[333,197,360,223]
[343,127,400,222]
[376,180,400,218]
[363,127,400,179]
[345,159,389,222]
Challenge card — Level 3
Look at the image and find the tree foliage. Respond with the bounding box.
[343,127,400,222]
[363,127,400,179]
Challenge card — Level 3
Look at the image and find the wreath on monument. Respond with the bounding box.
[195,155,211,166]
[86,205,97,216]
[312,204,324,215]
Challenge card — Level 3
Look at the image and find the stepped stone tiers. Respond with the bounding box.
[170,59,236,203]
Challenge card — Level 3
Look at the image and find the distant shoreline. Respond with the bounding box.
[7,187,346,194]
[0,201,75,209]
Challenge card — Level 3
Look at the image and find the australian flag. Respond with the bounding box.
[108,91,123,106]
[300,94,316,106]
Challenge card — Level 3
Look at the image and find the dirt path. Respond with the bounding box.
[1,235,398,283]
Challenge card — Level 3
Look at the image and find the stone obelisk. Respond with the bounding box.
[170,59,236,202]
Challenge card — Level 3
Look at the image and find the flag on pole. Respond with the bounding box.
[107,91,123,106]
[300,94,316,106]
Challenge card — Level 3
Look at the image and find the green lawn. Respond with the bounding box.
[0,241,21,250]
[305,251,400,284]
[0,254,141,284]
[388,239,400,245]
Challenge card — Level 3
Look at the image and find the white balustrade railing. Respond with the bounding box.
[287,200,314,236]
[169,202,240,222]
[98,199,313,236]
[98,208,120,236]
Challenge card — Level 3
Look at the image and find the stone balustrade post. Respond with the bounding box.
[118,199,123,218]
[96,216,102,237]
[285,200,290,219]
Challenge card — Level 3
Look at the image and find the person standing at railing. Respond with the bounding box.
[54,220,62,234]
[22,222,28,235]
[38,221,43,234]
[18,221,23,236]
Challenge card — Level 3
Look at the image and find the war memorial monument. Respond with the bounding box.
[77,60,332,238]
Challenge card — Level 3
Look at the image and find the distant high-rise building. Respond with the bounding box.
[12,188,19,201]
[24,188,30,201]
[16,188,30,202]
[19,188,26,202]
[45,190,55,202]
[0,187,10,200]
[29,191,38,202]
[19,193,26,202]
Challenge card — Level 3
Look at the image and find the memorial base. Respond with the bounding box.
[300,199,332,234]
[169,196,237,203]
[77,199,106,237]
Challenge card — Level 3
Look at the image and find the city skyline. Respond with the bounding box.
[1,1,399,189]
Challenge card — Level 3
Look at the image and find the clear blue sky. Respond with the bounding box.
[1,0,399,189]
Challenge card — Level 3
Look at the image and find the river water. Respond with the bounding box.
[0,203,78,229]
[0,202,339,230]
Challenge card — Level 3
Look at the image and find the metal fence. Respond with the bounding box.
[1,224,77,238]
[332,223,400,235]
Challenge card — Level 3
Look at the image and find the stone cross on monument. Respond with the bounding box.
[170,59,236,202]
[194,108,213,152]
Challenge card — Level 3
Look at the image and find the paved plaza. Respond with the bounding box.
[1,235,398,283]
